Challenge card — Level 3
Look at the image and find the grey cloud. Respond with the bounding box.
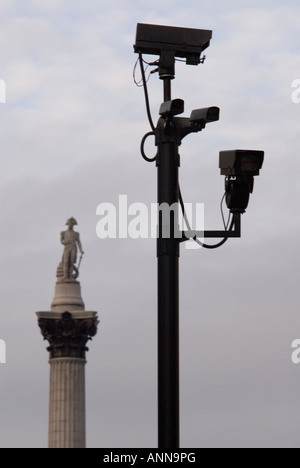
[0,0,300,448]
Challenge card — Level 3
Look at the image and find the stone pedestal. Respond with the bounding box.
[51,281,85,312]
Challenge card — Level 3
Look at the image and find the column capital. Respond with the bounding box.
[37,311,98,359]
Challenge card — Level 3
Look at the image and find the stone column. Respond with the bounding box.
[37,218,99,448]
[37,311,98,448]
[49,357,86,448]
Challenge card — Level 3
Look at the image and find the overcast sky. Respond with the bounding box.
[0,0,300,448]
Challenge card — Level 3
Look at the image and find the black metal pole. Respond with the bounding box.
[157,77,180,448]
[164,79,171,102]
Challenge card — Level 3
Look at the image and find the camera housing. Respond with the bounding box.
[219,150,264,213]
[224,177,253,213]
[190,106,220,125]
[219,149,264,176]
[134,23,212,65]
[159,99,184,118]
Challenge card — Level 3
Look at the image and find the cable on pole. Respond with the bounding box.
[138,53,156,132]
[140,131,157,162]
[179,185,233,249]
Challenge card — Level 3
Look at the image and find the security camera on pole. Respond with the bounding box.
[134,23,264,449]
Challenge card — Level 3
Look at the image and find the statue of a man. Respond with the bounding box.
[60,217,84,281]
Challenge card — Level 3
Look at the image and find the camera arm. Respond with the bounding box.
[181,212,241,241]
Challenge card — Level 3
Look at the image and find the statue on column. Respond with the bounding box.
[59,217,84,282]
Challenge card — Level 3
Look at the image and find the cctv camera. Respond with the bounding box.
[220,150,264,213]
[219,150,264,177]
[134,23,212,65]
[159,99,184,118]
[190,107,220,126]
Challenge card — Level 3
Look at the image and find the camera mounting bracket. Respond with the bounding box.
[180,212,242,243]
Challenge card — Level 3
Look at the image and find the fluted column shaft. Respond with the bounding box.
[49,357,86,448]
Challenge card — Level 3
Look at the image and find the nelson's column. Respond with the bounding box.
[36,217,99,448]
